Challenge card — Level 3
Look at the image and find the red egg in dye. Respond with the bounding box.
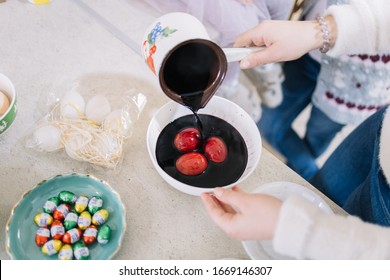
[204,136,228,163]
[173,127,201,152]
[175,152,208,176]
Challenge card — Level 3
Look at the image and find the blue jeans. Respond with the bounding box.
[258,54,343,180]
[311,106,390,226]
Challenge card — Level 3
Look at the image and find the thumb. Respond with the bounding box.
[213,187,248,210]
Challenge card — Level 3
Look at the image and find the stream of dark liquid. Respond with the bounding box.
[157,41,248,187]
[163,42,216,136]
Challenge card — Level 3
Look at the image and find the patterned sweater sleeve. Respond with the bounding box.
[325,0,390,56]
[272,195,390,259]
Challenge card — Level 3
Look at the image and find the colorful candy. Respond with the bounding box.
[73,242,90,260]
[64,211,78,230]
[58,191,77,204]
[92,209,109,226]
[97,224,111,245]
[62,228,82,244]
[53,204,70,221]
[50,220,65,240]
[35,227,50,247]
[34,190,113,259]
[42,240,62,256]
[43,197,59,214]
[34,213,53,227]
[74,195,89,213]
[87,196,103,214]
[58,244,73,260]
[83,225,98,246]
[78,211,92,230]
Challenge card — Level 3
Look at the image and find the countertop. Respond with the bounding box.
[0,0,345,260]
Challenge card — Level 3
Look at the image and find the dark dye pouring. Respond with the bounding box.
[156,114,248,188]
[159,39,227,112]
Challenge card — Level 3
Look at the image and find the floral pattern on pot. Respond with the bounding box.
[142,22,177,74]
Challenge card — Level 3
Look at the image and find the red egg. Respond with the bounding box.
[174,128,201,152]
[175,152,208,176]
[204,136,228,163]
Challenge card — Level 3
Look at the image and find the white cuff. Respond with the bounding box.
[272,195,320,259]
[325,2,376,56]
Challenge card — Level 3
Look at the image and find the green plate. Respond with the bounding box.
[6,173,126,260]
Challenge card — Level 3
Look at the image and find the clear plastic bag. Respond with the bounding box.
[25,81,146,169]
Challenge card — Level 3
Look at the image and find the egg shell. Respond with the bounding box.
[60,90,85,119]
[103,109,132,137]
[0,90,10,116]
[64,145,83,161]
[92,132,120,158]
[85,95,111,124]
[32,125,62,152]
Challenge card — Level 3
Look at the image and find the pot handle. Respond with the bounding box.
[222,47,264,63]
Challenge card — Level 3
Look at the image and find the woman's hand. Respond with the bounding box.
[233,19,327,68]
[201,186,282,240]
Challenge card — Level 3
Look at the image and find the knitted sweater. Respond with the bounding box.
[312,0,390,125]
[272,0,390,259]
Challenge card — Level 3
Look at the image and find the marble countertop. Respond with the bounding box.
[0,0,344,260]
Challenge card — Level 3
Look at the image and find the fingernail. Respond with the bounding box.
[240,59,250,69]
[214,187,224,197]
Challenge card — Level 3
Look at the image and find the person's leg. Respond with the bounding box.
[258,54,321,179]
[304,105,345,158]
[310,107,390,225]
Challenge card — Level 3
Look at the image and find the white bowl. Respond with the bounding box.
[0,73,17,136]
[146,96,262,196]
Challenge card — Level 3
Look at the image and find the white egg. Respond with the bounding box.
[32,125,62,152]
[60,91,85,119]
[85,95,111,124]
[64,145,83,161]
[103,109,132,137]
[62,129,91,156]
[92,132,120,160]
